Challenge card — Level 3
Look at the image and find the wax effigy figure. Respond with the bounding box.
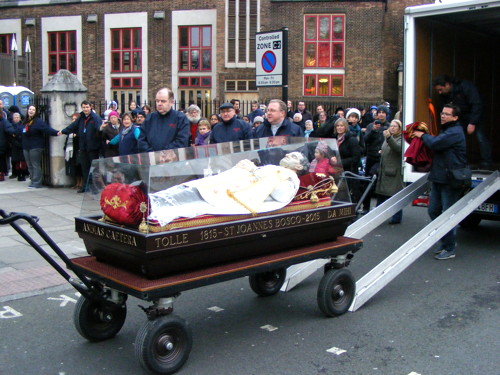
[99,141,340,229]
[148,155,308,226]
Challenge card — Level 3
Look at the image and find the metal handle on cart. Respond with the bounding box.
[0,211,39,225]
[0,209,97,298]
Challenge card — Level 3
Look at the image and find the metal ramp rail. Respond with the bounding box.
[349,170,500,311]
[281,171,500,312]
[281,173,430,292]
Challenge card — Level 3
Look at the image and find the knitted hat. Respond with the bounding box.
[377,105,389,114]
[346,108,361,120]
[253,116,264,124]
[108,110,119,119]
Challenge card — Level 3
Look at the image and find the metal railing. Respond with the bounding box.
[94,99,391,120]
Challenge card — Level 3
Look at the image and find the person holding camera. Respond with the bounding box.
[360,105,390,214]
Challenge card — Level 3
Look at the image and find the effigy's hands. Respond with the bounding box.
[234,159,257,173]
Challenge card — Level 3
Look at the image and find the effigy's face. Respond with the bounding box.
[279,152,305,171]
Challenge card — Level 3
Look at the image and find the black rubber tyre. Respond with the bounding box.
[249,268,287,296]
[73,296,127,342]
[459,214,481,228]
[135,315,192,375]
[317,268,355,317]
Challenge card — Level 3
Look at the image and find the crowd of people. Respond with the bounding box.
[0,90,399,197]
[0,78,485,260]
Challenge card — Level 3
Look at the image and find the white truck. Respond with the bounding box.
[402,0,500,225]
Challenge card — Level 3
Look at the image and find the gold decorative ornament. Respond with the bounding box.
[104,195,128,209]
[139,201,148,232]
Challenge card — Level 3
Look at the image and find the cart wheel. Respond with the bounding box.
[135,314,192,375]
[74,296,127,342]
[317,268,355,317]
[249,268,287,297]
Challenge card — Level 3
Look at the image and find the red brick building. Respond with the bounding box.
[0,0,431,114]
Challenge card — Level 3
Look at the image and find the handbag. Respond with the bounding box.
[448,167,472,190]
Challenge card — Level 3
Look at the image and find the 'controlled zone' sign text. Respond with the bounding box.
[256,30,283,87]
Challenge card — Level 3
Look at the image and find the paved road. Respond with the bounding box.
[1,177,498,374]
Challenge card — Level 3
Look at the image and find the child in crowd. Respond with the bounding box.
[195,119,211,146]
[304,120,314,138]
[252,116,264,137]
[252,116,264,129]
[309,141,330,174]
[346,108,361,138]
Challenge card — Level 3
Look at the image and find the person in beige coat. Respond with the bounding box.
[375,119,405,224]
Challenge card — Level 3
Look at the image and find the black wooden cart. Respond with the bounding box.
[0,209,362,375]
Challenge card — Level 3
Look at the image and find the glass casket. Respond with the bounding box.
[76,137,356,278]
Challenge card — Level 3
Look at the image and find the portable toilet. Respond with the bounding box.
[16,88,34,114]
[0,86,15,109]
[0,85,34,116]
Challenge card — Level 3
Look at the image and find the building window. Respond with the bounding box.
[111,77,142,89]
[111,28,142,72]
[179,76,212,87]
[48,31,77,74]
[179,26,212,72]
[303,14,345,96]
[226,0,259,67]
[0,34,12,54]
[304,74,344,97]
[225,79,257,92]
[304,15,344,68]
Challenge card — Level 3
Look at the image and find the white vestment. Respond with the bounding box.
[148,160,299,226]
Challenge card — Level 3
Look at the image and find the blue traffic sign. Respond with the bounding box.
[262,51,277,73]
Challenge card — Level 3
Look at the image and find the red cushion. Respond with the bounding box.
[100,183,148,226]
[295,173,335,200]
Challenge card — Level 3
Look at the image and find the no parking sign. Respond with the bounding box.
[256,29,285,87]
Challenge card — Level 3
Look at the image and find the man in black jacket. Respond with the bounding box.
[255,99,303,138]
[434,75,492,169]
[59,100,102,193]
[137,88,190,152]
[413,104,467,260]
[210,102,253,143]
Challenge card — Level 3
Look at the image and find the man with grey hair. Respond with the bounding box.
[186,104,202,145]
[210,102,253,143]
[255,99,304,137]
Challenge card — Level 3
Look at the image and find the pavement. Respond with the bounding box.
[0,175,88,302]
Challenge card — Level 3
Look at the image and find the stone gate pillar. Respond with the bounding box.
[40,69,87,187]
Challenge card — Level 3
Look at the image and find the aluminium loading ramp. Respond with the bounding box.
[281,173,430,292]
[349,170,500,311]
[281,171,500,312]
